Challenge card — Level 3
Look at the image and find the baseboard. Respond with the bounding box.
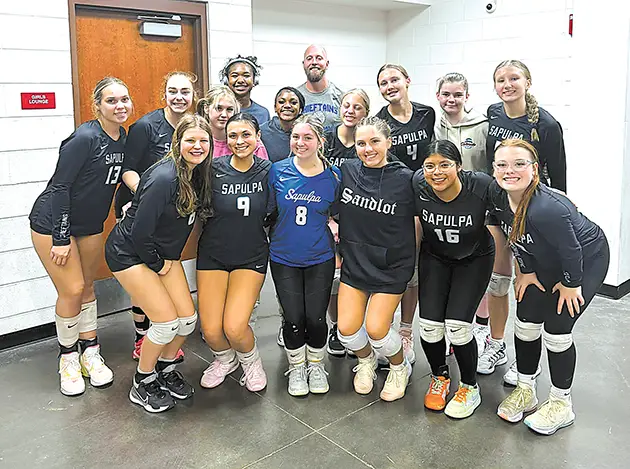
[598,280,630,300]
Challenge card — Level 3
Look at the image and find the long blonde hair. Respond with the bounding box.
[162,70,199,112]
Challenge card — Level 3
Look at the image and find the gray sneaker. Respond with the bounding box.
[285,363,309,396]
[477,340,508,374]
[307,361,329,394]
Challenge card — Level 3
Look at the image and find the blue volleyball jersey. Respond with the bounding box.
[268,157,340,267]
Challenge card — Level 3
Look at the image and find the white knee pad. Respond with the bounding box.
[55,314,80,347]
[514,318,543,342]
[418,318,445,344]
[487,273,511,297]
[369,327,402,358]
[177,313,198,337]
[78,299,98,334]
[338,326,369,352]
[147,318,180,346]
[445,319,473,346]
[543,330,573,353]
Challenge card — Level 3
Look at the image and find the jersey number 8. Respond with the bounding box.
[105,165,122,185]
[434,228,459,244]
[237,196,250,216]
[295,206,307,226]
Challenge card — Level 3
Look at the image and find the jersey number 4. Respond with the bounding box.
[434,228,459,244]
[407,144,418,161]
[105,165,122,185]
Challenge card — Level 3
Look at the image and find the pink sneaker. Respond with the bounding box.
[399,328,416,365]
[239,357,267,392]
[200,358,239,389]
[133,336,184,361]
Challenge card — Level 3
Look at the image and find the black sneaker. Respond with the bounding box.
[129,373,175,413]
[157,364,194,400]
[326,324,346,356]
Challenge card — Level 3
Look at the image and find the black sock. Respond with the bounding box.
[475,316,489,326]
[548,344,577,389]
[134,369,154,384]
[452,340,478,386]
[79,337,98,352]
[133,308,150,342]
[515,335,542,375]
[59,342,79,355]
[421,338,447,376]
[156,356,183,373]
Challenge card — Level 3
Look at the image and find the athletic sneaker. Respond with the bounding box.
[285,363,309,396]
[380,359,412,402]
[347,349,357,358]
[59,352,85,396]
[497,383,538,423]
[239,357,267,392]
[352,353,377,394]
[129,373,175,413]
[424,375,451,411]
[276,325,285,347]
[157,366,194,400]
[477,340,508,374]
[399,327,416,364]
[473,324,490,354]
[503,361,542,386]
[132,336,184,361]
[524,397,575,435]
[200,357,239,389]
[444,382,481,419]
[326,324,345,356]
[80,345,114,387]
[307,361,329,394]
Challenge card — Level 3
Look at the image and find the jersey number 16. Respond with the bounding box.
[434,228,459,244]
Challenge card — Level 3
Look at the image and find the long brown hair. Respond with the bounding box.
[166,114,214,222]
[493,60,539,142]
[92,76,131,118]
[292,114,332,170]
[495,139,540,244]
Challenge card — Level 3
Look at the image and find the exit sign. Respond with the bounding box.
[21,92,56,110]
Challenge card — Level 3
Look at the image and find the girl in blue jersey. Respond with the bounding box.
[268,114,340,396]
[30,77,132,396]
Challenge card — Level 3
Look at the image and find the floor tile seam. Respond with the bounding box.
[312,431,376,469]
[314,398,380,432]
[239,430,316,469]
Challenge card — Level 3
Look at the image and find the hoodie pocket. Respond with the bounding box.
[340,240,388,270]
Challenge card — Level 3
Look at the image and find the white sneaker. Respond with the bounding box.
[503,361,542,386]
[444,382,481,419]
[285,346,308,396]
[524,396,575,435]
[59,352,85,396]
[497,383,538,423]
[399,327,416,365]
[477,340,508,374]
[380,359,412,402]
[80,345,114,387]
[306,346,329,394]
[352,353,377,395]
[276,324,285,347]
[473,324,490,354]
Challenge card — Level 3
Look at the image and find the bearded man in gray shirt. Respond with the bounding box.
[297,44,343,132]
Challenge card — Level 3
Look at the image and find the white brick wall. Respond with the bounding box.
[252,0,389,116]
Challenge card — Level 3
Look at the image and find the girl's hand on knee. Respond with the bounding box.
[513,271,545,302]
[551,283,584,318]
[50,245,71,266]
[158,260,173,276]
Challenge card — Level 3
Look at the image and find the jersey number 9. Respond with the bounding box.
[434,228,459,244]
[237,196,250,216]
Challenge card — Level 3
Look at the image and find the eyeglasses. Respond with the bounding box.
[493,159,534,172]
[423,161,456,173]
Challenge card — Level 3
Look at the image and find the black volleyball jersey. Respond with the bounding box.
[413,171,494,262]
[198,156,272,265]
[487,181,605,288]
[338,159,416,286]
[29,120,126,245]
[117,109,175,211]
[324,126,358,167]
[376,102,435,171]
[486,103,566,192]
[110,158,195,273]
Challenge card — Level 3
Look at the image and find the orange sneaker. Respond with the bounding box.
[424,375,451,411]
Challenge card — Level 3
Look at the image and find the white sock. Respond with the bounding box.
[489,337,504,347]
[550,385,572,402]
[212,348,237,364]
[518,373,537,388]
[236,344,259,365]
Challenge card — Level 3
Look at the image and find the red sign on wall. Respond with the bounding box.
[21,92,56,110]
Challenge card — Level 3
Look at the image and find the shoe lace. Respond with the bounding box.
[481,343,503,364]
[505,385,531,410]
[163,369,185,388]
[452,386,471,403]
[60,354,81,376]
[144,378,167,398]
[240,360,263,387]
[307,361,329,380]
[205,359,232,376]
[429,376,447,395]
[284,363,307,380]
[383,365,406,388]
[83,347,105,369]
[536,399,567,421]
[352,360,377,381]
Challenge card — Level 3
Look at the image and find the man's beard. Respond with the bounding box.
[306,66,325,83]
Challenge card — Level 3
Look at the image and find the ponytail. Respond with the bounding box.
[525,92,540,142]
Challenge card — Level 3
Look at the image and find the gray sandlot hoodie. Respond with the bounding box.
[435,108,488,172]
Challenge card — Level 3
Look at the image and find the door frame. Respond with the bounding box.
[68,0,209,127]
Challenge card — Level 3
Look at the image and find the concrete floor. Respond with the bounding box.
[1,278,629,469]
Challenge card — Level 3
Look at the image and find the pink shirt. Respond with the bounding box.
[212,138,269,159]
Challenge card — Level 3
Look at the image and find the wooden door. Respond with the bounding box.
[73,5,205,280]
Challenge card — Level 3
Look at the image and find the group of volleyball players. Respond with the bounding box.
[29,46,609,436]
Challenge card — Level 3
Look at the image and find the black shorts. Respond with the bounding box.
[339,274,408,295]
[418,250,494,324]
[30,220,103,239]
[104,228,144,273]
[196,253,268,274]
